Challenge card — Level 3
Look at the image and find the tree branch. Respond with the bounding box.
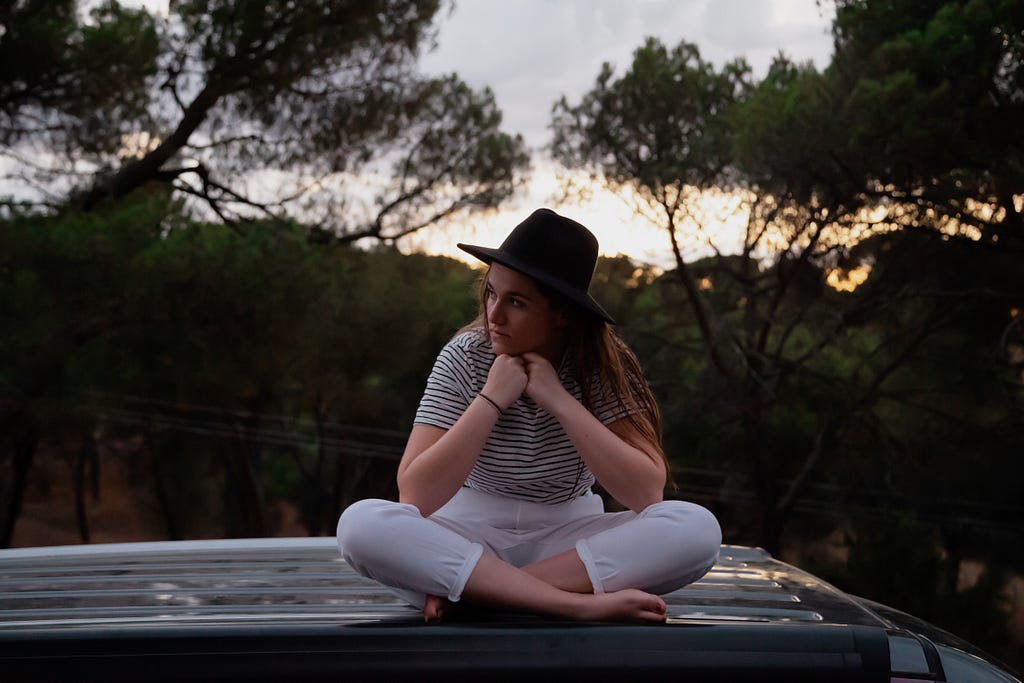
[660,187,733,378]
[76,80,228,209]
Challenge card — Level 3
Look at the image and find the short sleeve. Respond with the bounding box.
[413,335,480,430]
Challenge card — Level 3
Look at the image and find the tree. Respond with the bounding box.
[552,38,753,375]
[0,0,160,153]
[0,189,482,543]
[549,35,1018,554]
[0,191,177,545]
[825,0,1023,251]
[724,0,1024,554]
[1,0,530,238]
[552,40,840,550]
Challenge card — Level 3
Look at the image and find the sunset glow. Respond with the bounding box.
[826,264,872,292]
[398,163,754,270]
[398,165,912,301]
[117,131,161,160]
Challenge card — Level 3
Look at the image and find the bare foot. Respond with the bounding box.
[427,583,665,624]
[423,594,446,623]
[574,589,667,623]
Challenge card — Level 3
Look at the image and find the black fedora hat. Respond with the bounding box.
[457,208,614,324]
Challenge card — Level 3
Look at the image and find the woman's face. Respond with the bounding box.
[485,263,566,362]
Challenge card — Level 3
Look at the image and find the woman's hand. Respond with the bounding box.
[521,352,573,415]
[521,353,665,512]
[483,354,529,409]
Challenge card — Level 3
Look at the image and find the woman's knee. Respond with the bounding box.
[336,498,404,564]
[646,500,722,564]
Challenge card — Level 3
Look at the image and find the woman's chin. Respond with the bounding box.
[489,335,512,355]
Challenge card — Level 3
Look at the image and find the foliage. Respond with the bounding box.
[551,38,752,192]
[0,193,478,540]
[550,18,1023,563]
[551,38,863,551]
[735,0,1024,250]
[549,13,1022,664]
[0,0,530,239]
[728,57,834,203]
[0,0,161,152]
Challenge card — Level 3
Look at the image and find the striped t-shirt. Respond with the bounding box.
[413,328,631,504]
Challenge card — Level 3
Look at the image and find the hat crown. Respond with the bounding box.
[498,208,598,293]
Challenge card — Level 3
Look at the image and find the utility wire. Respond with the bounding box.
[87,392,1023,533]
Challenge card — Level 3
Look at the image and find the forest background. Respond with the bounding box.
[1,0,1022,671]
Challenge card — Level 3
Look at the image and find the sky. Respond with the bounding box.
[57,0,838,267]
[401,0,837,266]
[419,0,835,151]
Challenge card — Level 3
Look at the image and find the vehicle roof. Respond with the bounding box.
[0,538,881,633]
[1,538,1018,682]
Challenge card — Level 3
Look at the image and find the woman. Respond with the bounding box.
[337,208,721,623]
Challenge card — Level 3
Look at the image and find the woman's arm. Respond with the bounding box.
[396,406,496,517]
[397,354,528,517]
[522,353,666,512]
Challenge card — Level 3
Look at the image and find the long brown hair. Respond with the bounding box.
[457,268,670,479]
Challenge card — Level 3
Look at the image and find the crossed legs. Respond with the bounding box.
[423,548,667,623]
[337,495,720,623]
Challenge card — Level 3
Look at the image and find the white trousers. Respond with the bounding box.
[336,487,721,608]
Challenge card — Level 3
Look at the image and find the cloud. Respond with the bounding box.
[698,0,834,68]
[419,0,834,149]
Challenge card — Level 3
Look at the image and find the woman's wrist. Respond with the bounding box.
[541,386,579,421]
[476,392,502,416]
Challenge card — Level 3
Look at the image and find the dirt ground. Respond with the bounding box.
[11,449,307,548]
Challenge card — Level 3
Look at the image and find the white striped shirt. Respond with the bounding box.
[414,328,630,503]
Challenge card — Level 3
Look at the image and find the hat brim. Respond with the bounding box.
[458,243,615,324]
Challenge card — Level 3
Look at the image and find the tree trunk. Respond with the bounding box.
[0,429,36,548]
[225,400,267,538]
[306,406,331,537]
[76,84,224,210]
[332,439,371,520]
[74,434,98,544]
[148,432,181,541]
